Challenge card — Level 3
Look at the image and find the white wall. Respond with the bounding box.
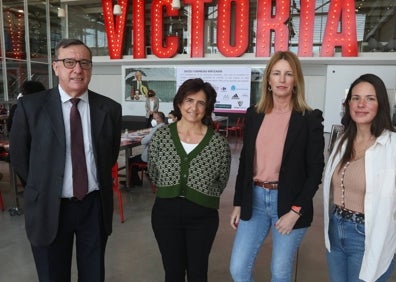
[90,74,121,103]
[323,65,396,132]
[305,75,326,111]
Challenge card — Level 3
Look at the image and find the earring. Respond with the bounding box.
[268,85,272,92]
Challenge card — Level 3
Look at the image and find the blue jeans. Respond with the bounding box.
[327,212,395,282]
[230,186,307,282]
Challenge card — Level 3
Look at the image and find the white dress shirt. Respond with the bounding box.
[59,86,99,198]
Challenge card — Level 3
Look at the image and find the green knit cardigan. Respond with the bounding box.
[148,122,231,209]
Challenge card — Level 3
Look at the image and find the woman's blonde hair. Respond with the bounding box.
[256,51,311,114]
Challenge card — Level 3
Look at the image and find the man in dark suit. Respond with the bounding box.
[10,39,121,282]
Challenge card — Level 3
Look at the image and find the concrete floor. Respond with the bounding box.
[0,135,395,281]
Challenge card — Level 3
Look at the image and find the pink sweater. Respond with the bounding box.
[254,111,291,182]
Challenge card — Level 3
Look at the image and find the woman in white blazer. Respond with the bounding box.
[323,73,396,282]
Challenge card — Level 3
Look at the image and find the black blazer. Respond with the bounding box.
[234,106,324,228]
[10,88,121,246]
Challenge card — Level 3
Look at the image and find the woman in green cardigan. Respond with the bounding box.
[148,78,231,282]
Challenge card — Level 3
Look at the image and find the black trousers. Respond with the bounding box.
[31,191,108,282]
[151,197,219,282]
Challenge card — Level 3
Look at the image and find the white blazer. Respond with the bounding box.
[323,130,396,282]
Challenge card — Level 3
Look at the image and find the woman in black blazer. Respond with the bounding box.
[229,51,325,282]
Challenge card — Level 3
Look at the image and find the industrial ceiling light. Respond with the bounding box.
[113,2,122,15]
[171,0,181,9]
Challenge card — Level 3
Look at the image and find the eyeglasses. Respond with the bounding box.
[54,58,92,70]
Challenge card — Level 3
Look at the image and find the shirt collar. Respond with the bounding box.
[375,129,392,146]
[58,85,89,104]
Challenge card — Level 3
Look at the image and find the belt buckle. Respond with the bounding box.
[254,180,278,189]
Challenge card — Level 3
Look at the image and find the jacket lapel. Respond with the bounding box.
[44,88,66,148]
[250,111,264,144]
[282,111,304,160]
[88,91,106,151]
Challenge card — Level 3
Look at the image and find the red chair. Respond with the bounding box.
[213,121,228,137]
[226,117,244,141]
[130,161,148,184]
[213,121,221,132]
[112,163,124,223]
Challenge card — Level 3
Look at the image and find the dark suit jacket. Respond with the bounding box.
[234,106,324,228]
[10,88,121,246]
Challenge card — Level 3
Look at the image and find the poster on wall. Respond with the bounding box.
[176,67,251,113]
[122,66,252,115]
[122,66,177,103]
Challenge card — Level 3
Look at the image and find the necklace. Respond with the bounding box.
[340,135,374,207]
[340,161,350,208]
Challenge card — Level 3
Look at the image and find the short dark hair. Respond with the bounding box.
[54,39,92,60]
[22,80,45,95]
[153,111,165,122]
[173,78,217,126]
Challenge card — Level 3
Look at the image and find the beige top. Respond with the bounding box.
[253,111,291,182]
[332,156,366,213]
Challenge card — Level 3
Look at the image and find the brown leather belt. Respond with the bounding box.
[254,181,279,189]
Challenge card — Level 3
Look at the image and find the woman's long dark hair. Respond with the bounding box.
[335,73,395,169]
[173,78,217,126]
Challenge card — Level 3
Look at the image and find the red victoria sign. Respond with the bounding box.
[102,0,358,59]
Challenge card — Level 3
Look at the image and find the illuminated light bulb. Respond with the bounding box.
[113,3,122,15]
